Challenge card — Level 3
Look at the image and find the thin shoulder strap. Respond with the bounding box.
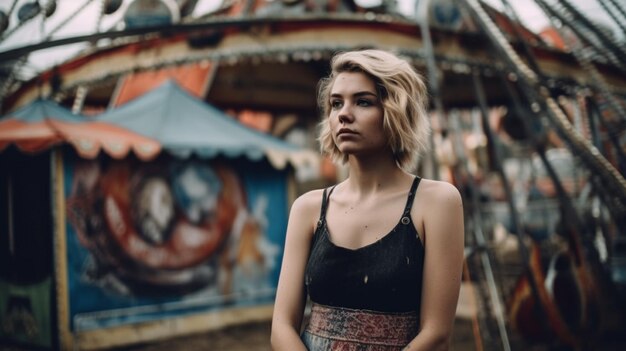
[402,177,422,216]
[317,185,337,227]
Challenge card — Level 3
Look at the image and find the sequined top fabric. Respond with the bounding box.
[305,177,425,313]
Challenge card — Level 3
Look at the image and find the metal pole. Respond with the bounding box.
[416,0,442,181]
[417,1,511,349]
[448,109,512,351]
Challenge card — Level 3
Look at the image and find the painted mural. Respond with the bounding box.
[63,155,286,331]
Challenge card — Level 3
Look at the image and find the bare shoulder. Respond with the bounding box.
[288,188,326,232]
[417,178,463,210]
[291,188,325,213]
[415,179,464,244]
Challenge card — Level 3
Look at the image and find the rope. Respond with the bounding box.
[533,0,626,131]
[553,0,626,69]
[597,0,626,47]
[460,0,626,214]
[608,0,626,25]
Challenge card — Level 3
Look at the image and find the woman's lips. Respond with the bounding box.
[337,128,357,137]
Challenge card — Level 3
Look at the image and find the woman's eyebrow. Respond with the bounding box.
[330,91,378,98]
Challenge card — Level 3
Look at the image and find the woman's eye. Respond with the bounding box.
[357,99,373,107]
[330,100,343,109]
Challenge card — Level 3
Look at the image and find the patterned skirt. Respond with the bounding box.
[301,303,419,351]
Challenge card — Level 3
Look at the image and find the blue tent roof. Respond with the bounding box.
[0,98,163,159]
[97,80,316,169]
[3,98,85,122]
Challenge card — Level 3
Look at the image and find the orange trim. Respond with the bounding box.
[111,62,213,107]
[0,119,63,153]
[48,120,161,161]
[0,118,161,159]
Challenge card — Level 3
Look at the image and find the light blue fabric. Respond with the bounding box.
[2,99,85,122]
[96,80,300,160]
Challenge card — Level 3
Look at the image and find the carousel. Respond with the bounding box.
[0,0,625,350]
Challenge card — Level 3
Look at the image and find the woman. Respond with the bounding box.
[271,49,464,350]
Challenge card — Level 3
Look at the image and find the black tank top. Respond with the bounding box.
[305,177,425,313]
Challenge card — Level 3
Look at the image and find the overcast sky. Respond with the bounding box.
[0,0,619,79]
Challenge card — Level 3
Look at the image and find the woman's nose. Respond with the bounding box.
[338,104,354,124]
[338,114,350,124]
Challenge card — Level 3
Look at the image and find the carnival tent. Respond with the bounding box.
[97,80,316,169]
[0,98,161,160]
[52,80,304,349]
[0,99,83,153]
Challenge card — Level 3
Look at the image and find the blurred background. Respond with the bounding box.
[0,0,625,350]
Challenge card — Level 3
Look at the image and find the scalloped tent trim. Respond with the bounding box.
[0,99,161,160]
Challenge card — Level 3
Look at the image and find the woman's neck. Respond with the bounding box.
[344,153,412,194]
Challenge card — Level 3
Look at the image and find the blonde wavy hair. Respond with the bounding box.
[317,49,430,171]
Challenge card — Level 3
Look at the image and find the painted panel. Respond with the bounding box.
[63,155,287,331]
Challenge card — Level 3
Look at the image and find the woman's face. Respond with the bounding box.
[328,71,387,158]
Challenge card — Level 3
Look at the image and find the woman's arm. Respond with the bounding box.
[271,191,321,350]
[405,181,465,351]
